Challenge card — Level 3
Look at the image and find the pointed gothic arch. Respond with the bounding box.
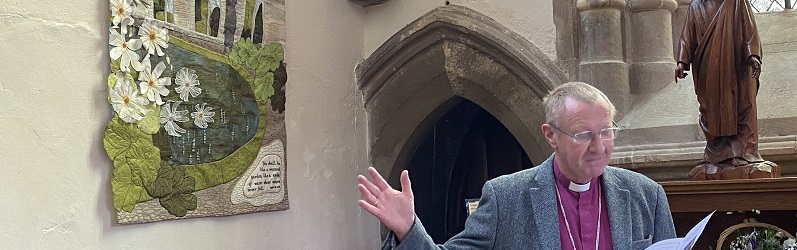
[356,5,567,186]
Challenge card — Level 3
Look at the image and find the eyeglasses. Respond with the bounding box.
[549,121,620,144]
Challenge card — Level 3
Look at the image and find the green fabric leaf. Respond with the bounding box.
[107,73,117,99]
[229,50,241,66]
[254,73,274,102]
[112,155,153,212]
[126,143,160,187]
[245,54,259,69]
[159,193,197,217]
[255,63,270,77]
[111,59,121,74]
[106,113,161,212]
[148,162,176,198]
[104,116,151,161]
[137,104,161,134]
[151,164,197,217]
[256,43,283,72]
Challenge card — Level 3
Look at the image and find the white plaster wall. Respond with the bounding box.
[0,0,379,248]
[362,0,557,62]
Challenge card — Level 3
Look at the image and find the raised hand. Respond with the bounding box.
[357,167,415,241]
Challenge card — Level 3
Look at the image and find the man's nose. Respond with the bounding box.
[588,134,605,152]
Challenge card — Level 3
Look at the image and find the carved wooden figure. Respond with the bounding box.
[674,0,780,180]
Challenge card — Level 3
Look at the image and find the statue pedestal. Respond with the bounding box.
[688,161,781,180]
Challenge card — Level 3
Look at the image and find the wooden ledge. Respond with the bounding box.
[660,177,797,213]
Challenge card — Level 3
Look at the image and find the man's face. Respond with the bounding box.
[541,97,614,183]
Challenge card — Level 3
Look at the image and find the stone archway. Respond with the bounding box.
[356,5,567,187]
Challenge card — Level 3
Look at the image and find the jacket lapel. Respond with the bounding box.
[529,156,561,249]
[603,169,631,250]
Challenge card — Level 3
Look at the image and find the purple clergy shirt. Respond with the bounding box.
[553,158,613,250]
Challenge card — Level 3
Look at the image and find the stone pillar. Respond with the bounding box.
[628,0,678,94]
[672,0,692,59]
[173,0,196,31]
[577,0,630,118]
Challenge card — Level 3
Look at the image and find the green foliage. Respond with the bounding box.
[110,58,121,74]
[104,116,160,212]
[107,73,117,93]
[112,156,152,212]
[228,40,286,105]
[149,164,197,217]
[137,104,161,134]
[257,43,283,72]
[155,11,166,22]
[254,72,274,102]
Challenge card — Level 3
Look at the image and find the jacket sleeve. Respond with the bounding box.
[651,184,677,243]
[382,180,499,250]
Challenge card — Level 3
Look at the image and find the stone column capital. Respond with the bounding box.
[628,0,678,12]
[576,0,627,11]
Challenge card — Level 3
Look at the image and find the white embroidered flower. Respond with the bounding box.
[138,20,169,56]
[160,101,189,136]
[110,0,133,27]
[174,67,201,101]
[109,28,142,71]
[191,103,215,129]
[138,60,171,105]
[110,71,150,123]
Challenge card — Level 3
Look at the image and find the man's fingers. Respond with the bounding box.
[358,200,380,216]
[368,167,391,191]
[357,184,378,205]
[400,170,413,199]
[358,175,382,198]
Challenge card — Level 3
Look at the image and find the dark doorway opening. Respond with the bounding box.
[407,98,533,243]
[209,7,221,37]
[253,5,264,44]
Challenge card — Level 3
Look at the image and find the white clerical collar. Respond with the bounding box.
[568,181,591,192]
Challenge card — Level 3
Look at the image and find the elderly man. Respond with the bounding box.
[357,82,676,249]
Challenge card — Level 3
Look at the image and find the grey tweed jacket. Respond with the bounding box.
[386,155,676,250]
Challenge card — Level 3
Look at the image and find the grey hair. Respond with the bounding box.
[543,82,616,126]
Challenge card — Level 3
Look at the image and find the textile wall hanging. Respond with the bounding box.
[105,0,288,224]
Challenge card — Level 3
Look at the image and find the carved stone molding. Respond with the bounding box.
[350,0,390,7]
[356,5,567,184]
[628,0,678,12]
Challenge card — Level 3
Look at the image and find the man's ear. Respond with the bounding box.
[541,124,557,150]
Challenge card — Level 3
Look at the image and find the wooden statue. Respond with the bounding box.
[674,0,780,180]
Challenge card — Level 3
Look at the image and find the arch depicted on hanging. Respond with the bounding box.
[209,0,221,37]
[356,5,567,186]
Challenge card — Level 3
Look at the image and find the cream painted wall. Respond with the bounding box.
[0,0,379,249]
[362,0,557,62]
